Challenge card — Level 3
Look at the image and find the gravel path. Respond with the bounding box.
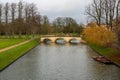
[0,40,31,53]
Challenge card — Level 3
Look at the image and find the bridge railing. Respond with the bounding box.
[41,34,81,37]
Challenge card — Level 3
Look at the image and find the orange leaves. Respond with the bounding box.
[83,23,116,46]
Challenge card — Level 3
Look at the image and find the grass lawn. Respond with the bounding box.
[0,39,28,49]
[0,38,39,71]
[89,43,118,57]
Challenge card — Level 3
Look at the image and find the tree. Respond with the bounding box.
[0,23,5,36]
[17,1,24,38]
[0,3,3,35]
[64,17,78,33]
[0,3,2,24]
[116,0,120,24]
[52,17,81,34]
[4,2,9,37]
[103,0,118,29]
[86,0,104,26]
[108,0,116,29]
[10,3,17,37]
[24,3,29,23]
[53,17,65,33]
[86,0,120,29]
[42,16,51,34]
[4,3,9,26]
[103,0,109,26]
[18,1,23,21]
[11,3,16,23]
[0,1,42,37]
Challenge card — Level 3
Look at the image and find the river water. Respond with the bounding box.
[0,43,120,80]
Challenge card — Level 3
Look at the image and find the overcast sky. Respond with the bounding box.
[1,0,92,24]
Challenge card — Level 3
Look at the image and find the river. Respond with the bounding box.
[0,43,120,80]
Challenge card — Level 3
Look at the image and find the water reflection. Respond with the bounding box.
[69,39,80,44]
[0,43,120,80]
[55,38,66,44]
[43,39,52,44]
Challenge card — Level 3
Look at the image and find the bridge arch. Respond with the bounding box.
[55,38,66,44]
[43,38,52,43]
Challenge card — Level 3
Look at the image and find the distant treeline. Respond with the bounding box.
[0,1,83,37]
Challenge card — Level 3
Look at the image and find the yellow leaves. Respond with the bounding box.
[83,23,116,46]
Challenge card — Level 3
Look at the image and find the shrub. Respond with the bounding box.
[114,24,120,45]
[83,23,116,46]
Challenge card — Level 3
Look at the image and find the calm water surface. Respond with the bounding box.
[0,43,120,80]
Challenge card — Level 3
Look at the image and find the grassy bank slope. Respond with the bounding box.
[89,43,120,66]
[89,44,118,56]
[0,39,27,49]
[0,38,39,71]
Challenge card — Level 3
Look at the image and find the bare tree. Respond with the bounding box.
[42,16,51,34]
[0,3,2,24]
[24,3,30,23]
[18,1,24,20]
[52,17,80,34]
[29,3,37,19]
[108,0,116,29]
[86,0,120,29]
[4,2,9,25]
[64,17,78,33]
[4,2,9,37]
[103,0,118,29]
[11,3,16,22]
[35,13,42,25]
[10,3,17,37]
[28,3,38,37]
[53,17,65,33]
[86,0,104,26]
[0,3,3,36]
[116,0,120,24]
[24,3,41,36]
[18,1,24,38]
[103,0,109,26]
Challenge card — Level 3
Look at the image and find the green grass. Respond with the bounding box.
[0,38,39,71]
[89,43,118,57]
[0,39,27,49]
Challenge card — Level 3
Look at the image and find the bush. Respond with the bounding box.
[83,23,116,46]
[114,24,120,45]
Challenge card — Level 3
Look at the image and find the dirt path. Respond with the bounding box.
[0,40,31,53]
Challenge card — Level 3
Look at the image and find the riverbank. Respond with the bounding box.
[0,38,39,71]
[89,43,120,67]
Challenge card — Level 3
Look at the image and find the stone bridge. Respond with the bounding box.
[40,37,82,43]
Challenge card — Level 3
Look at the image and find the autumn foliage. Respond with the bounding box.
[114,22,120,45]
[83,23,116,46]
